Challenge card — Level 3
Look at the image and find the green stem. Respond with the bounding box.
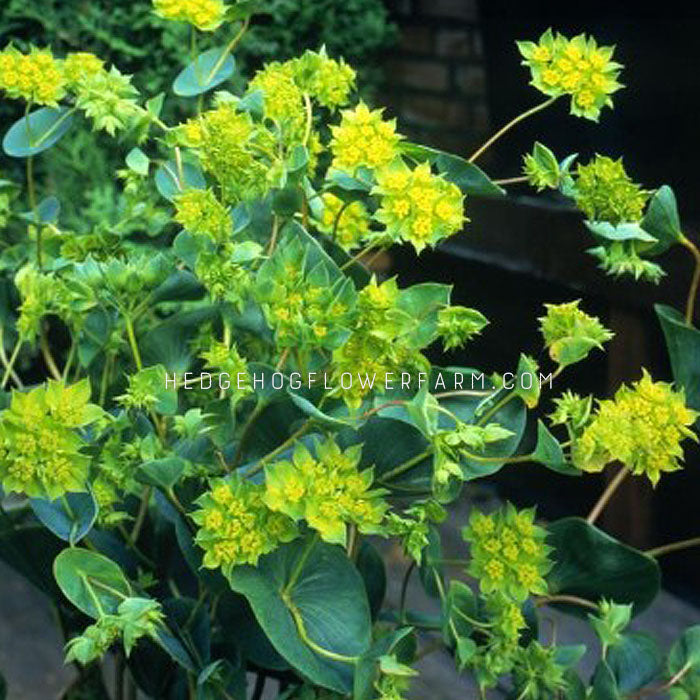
[39,325,62,380]
[535,594,599,612]
[331,199,352,243]
[1,339,22,390]
[129,486,152,544]
[468,96,558,163]
[680,235,700,324]
[26,156,42,270]
[646,536,700,558]
[0,327,23,388]
[124,315,143,371]
[303,92,313,146]
[284,533,319,595]
[62,341,76,381]
[380,449,432,482]
[492,175,529,186]
[244,420,313,478]
[340,243,382,271]
[399,561,415,623]
[476,391,516,426]
[288,600,358,663]
[206,17,250,82]
[586,466,630,525]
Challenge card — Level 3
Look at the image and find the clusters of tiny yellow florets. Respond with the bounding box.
[0,380,104,500]
[518,29,623,120]
[193,477,298,572]
[0,46,66,106]
[63,52,105,85]
[572,370,698,485]
[255,237,357,350]
[317,193,373,251]
[330,278,430,409]
[152,0,228,31]
[292,49,356,109]
[373,159,465,253]
[174,189,231,244]
[462,504,552,602]
[329,102,402,172]
[181,104,272,203]
[264,439,388,545]
[574,155,649,225]
[248,61,306,135]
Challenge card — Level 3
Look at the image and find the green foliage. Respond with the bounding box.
[0,11,697,700]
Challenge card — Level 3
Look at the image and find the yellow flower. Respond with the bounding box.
[152,0,227,31]
[572,370,698,485]
[64,52,104,85]
[329,102,402,171]
[518,29,623,121]
[373,159,465,253]
[0,46,66,106]
[317,192,372,251]
[174,189,231,243]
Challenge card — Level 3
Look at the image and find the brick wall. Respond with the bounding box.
[381,0,489,156]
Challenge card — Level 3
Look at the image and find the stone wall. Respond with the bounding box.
[382,0,490,155]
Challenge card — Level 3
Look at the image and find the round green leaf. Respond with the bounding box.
[227,536,372,693]
[126,146,150,176]
[172,47,235,97]
[531,420,581,475]
[641,185,683,256]
[547,517,660,615]
[656,304,700,414]
[137,456,186,489]
[585,221,657,243]
[155,159,206,200]
[668,626,700,675]
[30,491,98,545]
[53,548,132,618]
[607,633,662,692]
[2,107,74,158]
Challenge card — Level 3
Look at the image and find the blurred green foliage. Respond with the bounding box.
[0,0,396,229]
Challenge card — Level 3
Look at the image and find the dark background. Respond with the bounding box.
[382,0,700,603]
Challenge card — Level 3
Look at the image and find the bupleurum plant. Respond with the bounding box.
[0,8,698,700]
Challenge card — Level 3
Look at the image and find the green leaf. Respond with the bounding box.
[228,536,371,693]
[656,304,700,413]
[288,392,352,427]
[668,626,700,675]
[126,147,150,176]
[400,142,505,197]
[30,491,98,545]
[591,660,621,700]
[354,628,415,700]
[172,47,235,97]
[531,420,580,475]
[138,457,186,489]
[547,517,660,615]
[513,353,540,408]
[155,159,206,200]
[53,548,132,618]
[36,196,60,224]
[607,633,662,692]
[356,541,386,620]
[585,221,656,243]
[419,526,444,599]
[2,107,74,158]
[641,185,683,256]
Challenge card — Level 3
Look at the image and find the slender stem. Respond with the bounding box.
[399,561,415,623]
[275,347,289,371]
[535,594,599,612]
[680,235,700,324]
[646,536,700,558]
[232,400,267,468]
[331,200,351,243]
[468,96,558,164]
[61,341,76,381]
[39,325,62,380]
[586,466,630,524]
[1,339,22,390]
[207,17,250,81]
[124,315,143,371]
[0,328,23,388]
[477,391,516,426]
[629,663,691,698]
[251,674,266,700]
[380,449,432,482]
[284,533,319,594]
[492,175,529,186]
[26,156,43,270]
[244,420,312,478]
[340,243,382,271]
[99,353,113,406]
[129,486,152,544]
[302,92,313,146]
[267,215,280,256]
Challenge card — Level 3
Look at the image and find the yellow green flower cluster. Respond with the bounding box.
[330,278,429,409]
[63,52,105,85]
[517,29,623,120]
[329,102,402,172]
[0,46,66,106]
[438,306,489,351]
[574,155,649,225]
[264,439,388,545]
[249,61,306,135]
[373,160,465,253]
[317,193,373,251]
[462,504,552,602]
[152,0,228,31]
[572,370,698,485]
[292,48,356,109]
[539,300,613,368]
[181,104,272,203]
[255,237,357,350]
[174,189,231,244]
[0,380,104,500]
[193,476,298,572]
